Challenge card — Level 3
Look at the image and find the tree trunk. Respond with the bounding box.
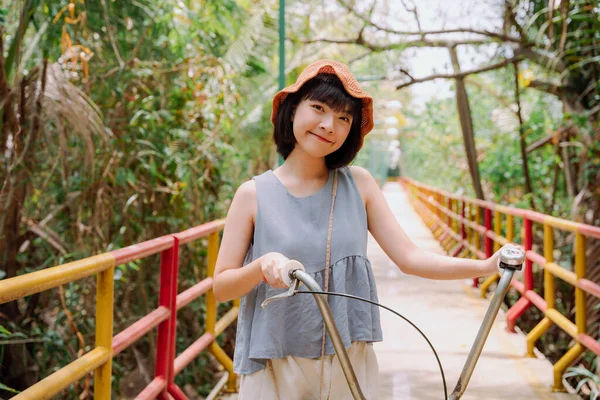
[512,61,536,209]
[0,60,48,391]
[448,46,485,200]
[561,145,577,199]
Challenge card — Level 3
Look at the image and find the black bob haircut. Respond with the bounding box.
[273,74,364,169]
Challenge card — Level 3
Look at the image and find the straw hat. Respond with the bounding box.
[271,59,374,140]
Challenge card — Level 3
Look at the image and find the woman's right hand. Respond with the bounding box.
[259,252,290,288]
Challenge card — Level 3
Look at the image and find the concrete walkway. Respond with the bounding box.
[372,182,577,400]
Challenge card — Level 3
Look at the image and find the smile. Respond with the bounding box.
[309,131,334,144]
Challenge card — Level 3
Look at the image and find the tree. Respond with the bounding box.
[298,0,598,214]
[0,0,281,396]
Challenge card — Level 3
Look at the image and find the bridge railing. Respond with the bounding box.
[402,177,600,391]
[0,220,237,400]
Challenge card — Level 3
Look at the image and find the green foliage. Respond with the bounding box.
[1,0,280,396]
[399,1,600,394]
[565,362,600,399]
[400,97,471,194]
[0,382,19,394]
[1,0,598,396]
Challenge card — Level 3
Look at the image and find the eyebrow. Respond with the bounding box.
[338,109,353,117]
[309,100,352,116]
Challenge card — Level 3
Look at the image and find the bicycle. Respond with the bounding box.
[261,245,526,400]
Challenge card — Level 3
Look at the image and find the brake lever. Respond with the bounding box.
[261,278,301,309]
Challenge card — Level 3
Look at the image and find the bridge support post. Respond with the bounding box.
[206,231,237,392]
[506,217,533,332]
[94,264,115,399]
[155,237,184,400]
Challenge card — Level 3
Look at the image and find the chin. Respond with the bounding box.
[304,143,336,159]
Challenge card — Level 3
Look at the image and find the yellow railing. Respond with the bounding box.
[0,220,237,399]
[403,177,600,391]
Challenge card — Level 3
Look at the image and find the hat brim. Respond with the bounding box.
[271,60,374,142]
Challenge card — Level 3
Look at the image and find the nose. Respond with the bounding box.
[318,113,335,134]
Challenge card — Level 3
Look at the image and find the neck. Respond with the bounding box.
[278,148,329,180]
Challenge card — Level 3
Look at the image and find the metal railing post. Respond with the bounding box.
[506,217,533,332]
[165,237,188,400]
[523,218,533,291]
[526,224,554,357]
[494,211,502,252]
[207,231,237,392]
[155,241,179,400]
[473,205,480,253]
[575,233,587,335]
[484,207,493,258]
[551,233,587,390]
[94,265,114,399]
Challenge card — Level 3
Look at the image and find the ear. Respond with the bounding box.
[290,107,296,122]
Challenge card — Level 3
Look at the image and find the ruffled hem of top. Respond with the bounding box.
[233,254,383,375]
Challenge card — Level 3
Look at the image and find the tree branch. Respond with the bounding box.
[100,0,125,67]
[513,47,567,74]
[25,219,68,255]
[505,1,526,39]
[347,51,373,65]
[526,133,555,153]
[303,36,492,51]
[396,56,522,89]
[527,79,563,97]
[399,0,422,32]
[513,61,536,209]
[336,0,522,43]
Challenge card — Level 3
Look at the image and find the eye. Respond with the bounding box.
[312,104,324,111]
[339,116,351,123]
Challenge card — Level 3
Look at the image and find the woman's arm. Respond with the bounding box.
[213,180,289,302]
[213,180,263,302]
[349,166,498,279]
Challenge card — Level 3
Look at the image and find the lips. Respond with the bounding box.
[309,131,334,144]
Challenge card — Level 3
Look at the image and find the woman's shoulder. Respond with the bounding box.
[234,179,257,201]
[234,168,273,199]
[347,165,372,181]
[347,165,376,187]
[346,166,377,205]
[223,179,257,225]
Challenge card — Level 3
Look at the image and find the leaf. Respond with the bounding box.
[115,168,128,186]
[124,194,138,212]
[0,382,19,394]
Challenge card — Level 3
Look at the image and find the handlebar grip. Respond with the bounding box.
[498,245,526,271]
[281,260,305,287]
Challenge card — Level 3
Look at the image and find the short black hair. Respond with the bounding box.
[273,74,363,169]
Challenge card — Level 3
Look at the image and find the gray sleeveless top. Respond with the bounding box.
[233,167,383,375]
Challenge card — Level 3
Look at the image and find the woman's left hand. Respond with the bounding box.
[483,250,501,276]
[484,244,519,275]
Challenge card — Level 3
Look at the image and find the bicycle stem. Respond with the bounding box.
[263,246,525,400]
[448,268,516,400]
[291,270,367,400]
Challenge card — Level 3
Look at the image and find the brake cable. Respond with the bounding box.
[295,290,449,399]
[262,246,525,400]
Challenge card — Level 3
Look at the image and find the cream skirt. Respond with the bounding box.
[238,342,379,400]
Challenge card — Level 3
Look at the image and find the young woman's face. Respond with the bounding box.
[291,99,354,158]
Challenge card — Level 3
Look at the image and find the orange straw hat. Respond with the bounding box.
[271,59,374,140]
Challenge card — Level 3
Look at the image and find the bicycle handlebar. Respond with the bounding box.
[260,245,526,400]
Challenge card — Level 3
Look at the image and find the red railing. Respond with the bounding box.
[113,220,237,399]
[1,219,237,399]
[402,177,600,391]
